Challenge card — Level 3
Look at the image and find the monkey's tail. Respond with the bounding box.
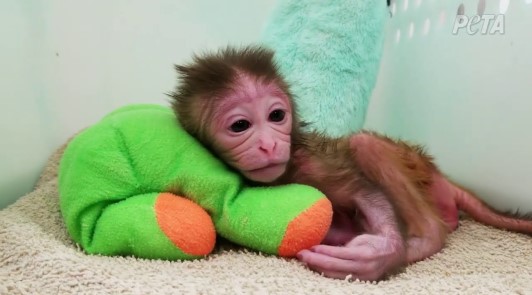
[452,183,532,235]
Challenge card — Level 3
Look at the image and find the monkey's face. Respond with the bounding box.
[208,93,292,183]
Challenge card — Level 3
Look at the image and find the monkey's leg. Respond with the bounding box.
[298,191,406,281]
[428,172,460,231]
[400,173,458,263]
[405,217,447,263]
[349,132,446,239]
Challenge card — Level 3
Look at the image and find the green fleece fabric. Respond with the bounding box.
[261,0,388,137]
[58,104,332,260]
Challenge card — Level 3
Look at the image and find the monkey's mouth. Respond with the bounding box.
[249,163,285,172]
[245,163,286,183]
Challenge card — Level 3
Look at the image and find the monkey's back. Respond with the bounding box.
[286,131,437,206]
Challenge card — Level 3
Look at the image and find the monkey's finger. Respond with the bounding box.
[308,244,374,260]
[297,249,374,276]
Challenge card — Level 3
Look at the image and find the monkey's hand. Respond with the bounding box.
[297,232,406,281]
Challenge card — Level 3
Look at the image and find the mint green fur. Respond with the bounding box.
[261,0,388,137]
[59,104,330,260]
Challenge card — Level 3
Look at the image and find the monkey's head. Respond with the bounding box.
[170,46,297,183]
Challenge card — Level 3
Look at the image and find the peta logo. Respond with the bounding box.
[452,15,505,35]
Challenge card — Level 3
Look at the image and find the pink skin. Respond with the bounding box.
[297,172,461,276]
[208,80,462,280]
[430,174,460,232]
[297,173,459,280]
[298,193,407,281]
[210,78,292,183]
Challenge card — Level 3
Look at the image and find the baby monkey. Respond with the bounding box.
[170,46,532,281]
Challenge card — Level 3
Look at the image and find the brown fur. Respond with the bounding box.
[169,45,301,145]
[284,132,447,241]
[169,45,442,241]
[169,45,532,280]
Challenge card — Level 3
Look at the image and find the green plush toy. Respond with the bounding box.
[58,104,332,260]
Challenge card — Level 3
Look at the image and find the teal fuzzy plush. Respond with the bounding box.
[261,0,388,137]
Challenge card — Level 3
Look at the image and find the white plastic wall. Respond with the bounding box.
[366,0,532,212]
[1,0,531,213]
[0,0,276,208]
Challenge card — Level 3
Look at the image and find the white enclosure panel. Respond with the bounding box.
[0,0,276,208]
[2,0,531,214]
[366,0,532,212]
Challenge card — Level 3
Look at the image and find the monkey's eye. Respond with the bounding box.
[269,109,286,122]
[229,120,251,133]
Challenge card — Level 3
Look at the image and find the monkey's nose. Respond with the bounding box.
[259,140,277,155]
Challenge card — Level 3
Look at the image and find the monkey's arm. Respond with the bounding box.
[297,192,406,281]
